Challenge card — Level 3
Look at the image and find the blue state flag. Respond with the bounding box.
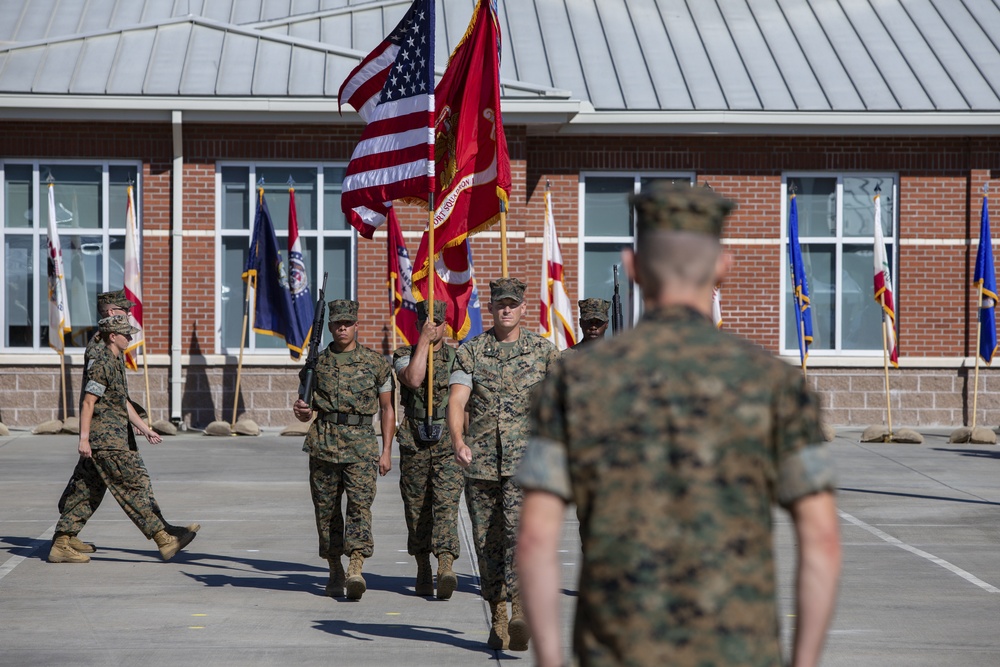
[242,189,302,359]
[788,193,813,363]
[974,195,997,364]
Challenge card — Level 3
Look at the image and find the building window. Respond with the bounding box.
[217,164,355,354]
[782,174,897,356]
[1,161,139,351]
[579,173,694,331]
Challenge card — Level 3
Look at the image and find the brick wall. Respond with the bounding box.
[4,121,1000,429]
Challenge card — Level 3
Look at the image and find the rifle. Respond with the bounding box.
[612,265,624,334]
[298,272,328,405]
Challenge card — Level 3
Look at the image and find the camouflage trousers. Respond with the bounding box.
[398,445,463,558]
[309,455,377,560]
[55,451,166,539]
[465,476,523,602]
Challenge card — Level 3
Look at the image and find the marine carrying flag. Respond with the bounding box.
[974,194,998,364]
[387,207,419,345]
[539,190,576,350]
[412,0,510,287]
[287,187,315,359]
[123,185,143,370]
[338,0,435,237]
[242,189,303,359]
[872,190,898,367]
[46,183,71,353]
[787,193,813,364]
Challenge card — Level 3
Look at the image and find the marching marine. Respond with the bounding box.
[393,300,463,599]
[293,299,395,600]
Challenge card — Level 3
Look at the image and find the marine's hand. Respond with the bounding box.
[421,318,443,344]
[78,437,92,459]
[145,430,162,445]
[378,451,392,476]
[293,399,313,422]
[454,442,472,469]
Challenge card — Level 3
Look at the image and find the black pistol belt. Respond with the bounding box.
[320,412,367,426]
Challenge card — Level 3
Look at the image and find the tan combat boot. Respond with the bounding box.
[67,536,96,554]
[153,528,196,561]
[415,553,433,596]
[487,599,509,650]
[48,535,90,563]
[326,557,345,597]
[508,593,530,651]
[345,551,367,600]
[436,552,457,600]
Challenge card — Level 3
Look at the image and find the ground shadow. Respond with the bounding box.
[930,447,1000,459]
[0,535,51,560]
[311,618,517,658]
[839,486,1000,506]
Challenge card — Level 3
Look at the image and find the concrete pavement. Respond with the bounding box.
[1,428,1000,665]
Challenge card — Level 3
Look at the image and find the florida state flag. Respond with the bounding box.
[412,0,509,286]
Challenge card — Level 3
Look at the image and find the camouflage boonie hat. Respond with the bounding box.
[630,182,735,236]
[489,277,526,303]
[578,298,610,323]
[328,299,359,323]
[98,314,139,336]
[416,300,448,323]
[97,289,135,310]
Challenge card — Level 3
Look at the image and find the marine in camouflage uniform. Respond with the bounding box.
[393,299,463,599]
[56,289,197,557]
[448,277,560,651]
[293,299,395,601]
[516,183,842,667]
[49,315,196,563]
[563,298,610,356]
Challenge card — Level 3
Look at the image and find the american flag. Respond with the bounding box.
[339,0,435,238]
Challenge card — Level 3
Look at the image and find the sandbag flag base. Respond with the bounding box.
[950,185,999,446]
[860,425,923,444]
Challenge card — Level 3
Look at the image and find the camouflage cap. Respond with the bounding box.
[630,181,735,236]
[489,277,527,303]
[416,300,448,323]
[328,299,359,323]
[98,314,139,336]
[578,298,611,322]
[97,289,135,310]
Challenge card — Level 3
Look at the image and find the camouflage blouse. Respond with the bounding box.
[518,305,836,667]
[83,349,131,452]
[302,343,394,464]
[451,328,559,481]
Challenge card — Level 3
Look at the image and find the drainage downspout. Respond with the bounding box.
[170,111,184,425]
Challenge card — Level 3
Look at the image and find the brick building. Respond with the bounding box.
[2,0,1000,429]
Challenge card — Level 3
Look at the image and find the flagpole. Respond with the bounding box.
[973,287,984,430]
[141,346,152,428]
[796,295,808,378]
[426,196,436,416]
[232,186,261,430]
[59,353,67,422]
[543,187,552,340]
[880,293,893,437]
[500,198,508,278]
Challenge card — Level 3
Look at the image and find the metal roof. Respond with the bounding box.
[1,0,1000,125]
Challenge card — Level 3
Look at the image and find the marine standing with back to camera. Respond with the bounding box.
[516,182,842,667]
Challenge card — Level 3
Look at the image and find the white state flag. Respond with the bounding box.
[712,286,722,328]
[872,192,898,366]
[46,184,71,353]
[539,190,577,350]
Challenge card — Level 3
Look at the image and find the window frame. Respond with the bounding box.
[577,171,696,330]
[214,161,357,356]
[0,159,141,352]
[779,172,899,359]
